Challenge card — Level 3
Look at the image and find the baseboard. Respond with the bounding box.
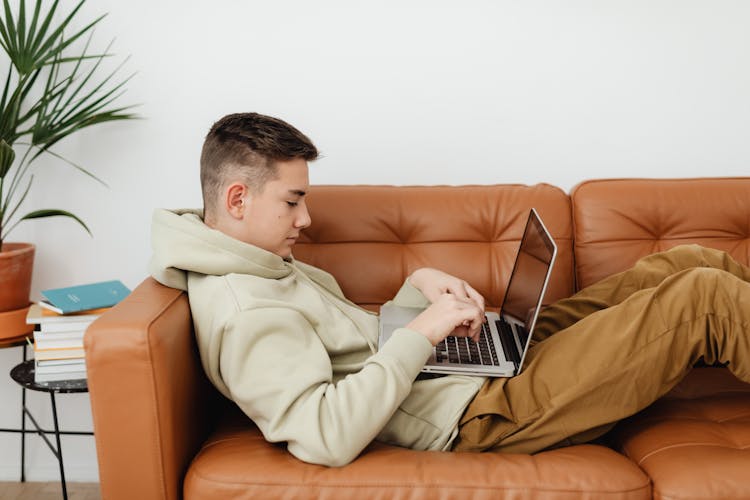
[0,464,99,482]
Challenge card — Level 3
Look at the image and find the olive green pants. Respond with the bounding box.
[453,244,750,454]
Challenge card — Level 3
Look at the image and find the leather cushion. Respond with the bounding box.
[571,178,750,289]
[295,184,575,310]
[612,368,750,500]
[185,408,650,500]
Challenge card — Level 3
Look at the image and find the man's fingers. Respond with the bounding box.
[452,324,470,337]
[446,281,470,299]
[466,285,485,312]
[451,324,482,343]
[447,281,485,313]
[416,291,485,344]
[452,299,484,340]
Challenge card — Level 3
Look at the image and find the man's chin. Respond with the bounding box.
[277,245,294,259]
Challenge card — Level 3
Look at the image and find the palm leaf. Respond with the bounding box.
[16,0,26,62]
[0,28,10,58]
[18,54,115,127]
[1,0,19,56]
[14,68,52,126]
[20,209,91,234]
[35,16,104,69]
[18,141,107,187]
[0,139,15,178]
[3,208,92,240]
[0,65,12,127]
[8,0,102,76]
[2,171,33,226]
[28,1,84,65]
[52,52,130,125]
[55,71,133,128]
[0,11,12,57]
[49,33,102,121]
[27,0,59,56]
[33,11,103,72]
[17,65,41,106]
[0,80,25,142]
[32,93,134,152]
[25,0,42,51]
[32,69,136,150]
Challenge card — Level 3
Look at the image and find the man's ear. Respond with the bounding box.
[225,182,249,219]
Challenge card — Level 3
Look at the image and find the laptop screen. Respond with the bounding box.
[500,209,557,328]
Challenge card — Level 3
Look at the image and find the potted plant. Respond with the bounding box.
[0,0,136,338]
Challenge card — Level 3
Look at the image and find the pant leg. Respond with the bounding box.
[533,244,750,341]
[454,266,750,454]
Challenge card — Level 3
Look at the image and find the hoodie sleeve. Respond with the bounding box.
[219,307,433,467]
[390,277,431,308]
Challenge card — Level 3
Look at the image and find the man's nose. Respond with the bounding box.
[296,204,312,228]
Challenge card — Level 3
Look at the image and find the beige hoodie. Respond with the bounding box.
[149,209,484,466]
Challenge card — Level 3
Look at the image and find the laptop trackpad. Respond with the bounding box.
[379,304,424,348]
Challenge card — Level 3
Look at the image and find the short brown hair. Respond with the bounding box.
[200,112,318,220]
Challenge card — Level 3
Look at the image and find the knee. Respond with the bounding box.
[665,267,725,294]
[656,244,725,270]
[656,267,738,321]
[663,244,708,261]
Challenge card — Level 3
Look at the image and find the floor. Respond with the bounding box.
[0,482,100,500]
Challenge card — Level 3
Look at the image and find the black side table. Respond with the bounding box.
[5,358,93,500]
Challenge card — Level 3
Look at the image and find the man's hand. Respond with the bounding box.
[409,268,485,313]
[406,293,485,346]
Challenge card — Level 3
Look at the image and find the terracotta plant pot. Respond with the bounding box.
[0,305,33,342]
[0,242,35,311]
[0,243,35,340]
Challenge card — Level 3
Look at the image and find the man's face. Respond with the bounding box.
[238,158,311,258]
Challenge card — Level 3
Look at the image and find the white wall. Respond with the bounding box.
[2,0,750,482]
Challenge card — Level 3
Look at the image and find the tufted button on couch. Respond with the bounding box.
[85,178,750,499]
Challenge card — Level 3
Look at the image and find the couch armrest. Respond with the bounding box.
[85,278,217,500]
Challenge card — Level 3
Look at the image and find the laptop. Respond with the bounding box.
[378,208,557,377]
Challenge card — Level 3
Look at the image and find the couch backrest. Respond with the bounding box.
[572,178,750,289]
[294,184,576,310]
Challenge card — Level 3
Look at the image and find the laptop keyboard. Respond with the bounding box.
[435,320,500,366]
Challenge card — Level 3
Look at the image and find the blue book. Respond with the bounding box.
[40,280,131,314]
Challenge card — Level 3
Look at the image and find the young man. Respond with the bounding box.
[150,112,750,467]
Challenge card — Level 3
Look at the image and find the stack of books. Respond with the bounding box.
[25,280,131,383]
[26,305,103,382]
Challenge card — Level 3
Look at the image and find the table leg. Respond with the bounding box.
[50,392,68,500]
[21,343,27,482]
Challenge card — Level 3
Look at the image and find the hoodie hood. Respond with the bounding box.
[149,208,292,290]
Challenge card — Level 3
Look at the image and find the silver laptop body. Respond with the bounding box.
[378,208,557,378]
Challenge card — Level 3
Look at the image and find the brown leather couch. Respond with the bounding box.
[85,178,750,499]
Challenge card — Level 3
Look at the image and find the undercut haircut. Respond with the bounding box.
[200,112,318,221]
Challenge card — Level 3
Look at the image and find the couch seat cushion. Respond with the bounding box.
[185,411,650,500]
[612,368,750,500]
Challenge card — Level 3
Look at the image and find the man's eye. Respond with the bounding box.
[287,201,298,207]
